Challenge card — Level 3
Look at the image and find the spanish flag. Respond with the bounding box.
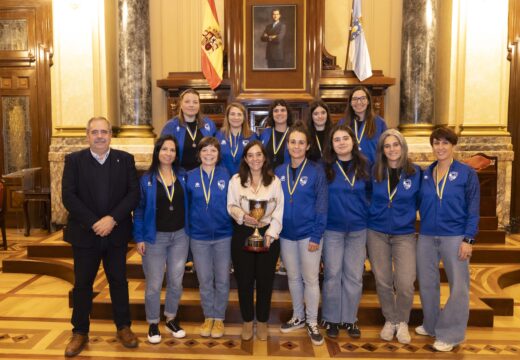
[201,0,223,90]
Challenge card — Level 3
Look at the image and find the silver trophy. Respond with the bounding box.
[242,199,276,252]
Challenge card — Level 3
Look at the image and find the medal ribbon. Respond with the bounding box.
[435,159,453,200]
[336,161,355,187]
[387,168,399,204]
[186,123,198,143]
[286,159,308,200]
[158,168,176,205]
[315,134,322,154]
[229,132,240,159]
[354,120,366,144]
[200,166,215,207]
[272,128,288,156]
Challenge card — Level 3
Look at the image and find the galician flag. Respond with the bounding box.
[201,0,223,90]
[348,0,372,81]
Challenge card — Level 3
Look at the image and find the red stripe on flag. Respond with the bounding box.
[201,50,222,90]
[207,0,219,24]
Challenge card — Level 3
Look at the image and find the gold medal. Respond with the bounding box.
[434,159,453,201]
[336,160,355,188]
[286,159,308,203]
[186,123,198,148]
[272,128,288,160]
[158,168,176,211]
[354,120,366,146]
[200,166,215,210]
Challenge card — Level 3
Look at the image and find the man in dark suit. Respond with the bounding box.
[62,117,140,357]
[261,8,286,68]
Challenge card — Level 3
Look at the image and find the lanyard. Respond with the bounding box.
[200,166,215,209]
[158,168,176,211]
[336,160,355,187]
[386,168,399,207]
[229,132,240,159]
[286,158,308,203]
[354,120,366,144]
[272,128,288,156]
[435,160,453,200]
[315,134,322,154]
[186,123,198,147]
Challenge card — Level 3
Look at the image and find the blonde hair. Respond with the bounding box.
[221,102,253,138]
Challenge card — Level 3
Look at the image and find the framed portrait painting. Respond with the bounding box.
[252,5,296,70]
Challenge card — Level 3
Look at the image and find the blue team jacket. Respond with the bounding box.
[132,168,189,243]
[326,162,370,233]
[259,128,290,165]
[275,160,328,244]
[186,165,233,240]
[216,130,258,174]
[368,165,421,235]
[419,160,480,238]
[338,115,387,165]
[160,117,217,162]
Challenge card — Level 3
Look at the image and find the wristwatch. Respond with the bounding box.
[462,237,475,245]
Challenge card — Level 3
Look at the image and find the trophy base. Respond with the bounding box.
[242,245,270,253]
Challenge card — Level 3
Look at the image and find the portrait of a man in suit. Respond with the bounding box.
[253,5,296,70]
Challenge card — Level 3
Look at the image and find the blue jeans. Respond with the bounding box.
[321,229,366,324]
[280,237,322,323]
[367,229,416,323]
[417,235,469,344]
[142,229,189,324]
[190,237,231,320]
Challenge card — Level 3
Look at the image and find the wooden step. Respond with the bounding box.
[87,283,494,327]
[476,229,506,244]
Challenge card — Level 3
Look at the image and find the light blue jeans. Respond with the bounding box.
[280,237,323,323]
[321,229,366,324]
[417,235,469,344]
[190,237,231,320]
[367,229,416,323]
[142,229,189,324]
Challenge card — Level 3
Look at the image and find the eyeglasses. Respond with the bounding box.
[351,96,368,103]
[89,129,110,135]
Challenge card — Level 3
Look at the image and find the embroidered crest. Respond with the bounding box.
[176,126,180,131]
[403,179,412,190]
[448,171,458,181]
[242,140,249,146]
[424,175,429,180]
[221,139,227,145]
[195,182,201,188]
[204,123,210,131]
[218,180,226,190]
[280,175,286,182]
[147,181,152,187]
[300,176,308,186]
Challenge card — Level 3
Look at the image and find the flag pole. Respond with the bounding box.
[344,0,356,72]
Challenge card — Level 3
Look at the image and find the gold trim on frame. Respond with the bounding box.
[117,124,156,138]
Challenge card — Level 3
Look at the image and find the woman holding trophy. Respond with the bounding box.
[275,122,328,346]
[186,137,232,338]
[320,123,370,339]
[216,102,257,175]
[227,140,284,341]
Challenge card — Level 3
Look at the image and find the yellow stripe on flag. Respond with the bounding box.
[201,0,223,90]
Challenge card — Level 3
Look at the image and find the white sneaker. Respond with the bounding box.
[396,322,411,344]
[379,321,396,341]
[415,325,432,336]
[433,340,455,352]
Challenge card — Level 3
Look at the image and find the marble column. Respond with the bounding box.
[399,0,437,135]
[118,0,154,137]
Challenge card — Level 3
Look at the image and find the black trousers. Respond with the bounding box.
[231,223,280,322]
[71,239,131,334]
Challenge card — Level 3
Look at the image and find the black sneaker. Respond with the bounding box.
[280,317,305,333]
[165,318,186,338]
[323,321,339,338]
[345,322,361,338]
[306,322,324,345]
[147,323,161,344]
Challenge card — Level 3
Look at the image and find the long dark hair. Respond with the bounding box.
[266,99,294,128]
[307,100,332,137]
[344,86,379,139]
[238,140,275,187]
[323,123,369,182]
[373,128,416,182]
[148,135,179,174]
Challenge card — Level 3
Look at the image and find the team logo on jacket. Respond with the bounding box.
[448,171,458,181]
[300,176,308,186]
[176,126,180,131]
[403,179,412,190]
[205,123,210,131]
[147,181,152,187]
[218,180,226,190]
[221,139,227,145]
[195,182,201,188]
[242,140,249,146]
[424,175,429,180]
[280,175,286,182]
